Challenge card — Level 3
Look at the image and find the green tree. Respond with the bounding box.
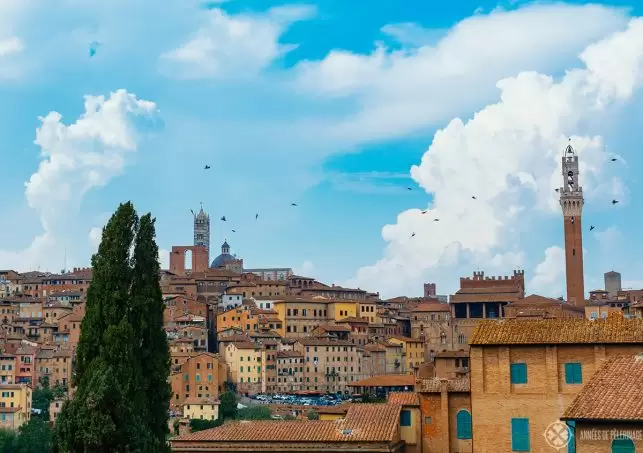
[0,428,18,452]
[306,410,319,420]
[236,406,272,420]
[129,214,171,452]
[15,417,53,453]
[54,202,170,452]
[219,392,238,421]
[188,419,222,432]
[32,386,53,417]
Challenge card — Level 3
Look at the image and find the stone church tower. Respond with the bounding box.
[559,143,585,306]
[193,204,210,262]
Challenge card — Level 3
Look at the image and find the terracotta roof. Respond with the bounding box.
[562,354,643,422]
[171,403,400,443]
[470,315,643,345]
[415,378,471,393]
[315,324,351,333]
[412,302,450,313]
[335,316,368,324]
[387,392,419,406]
[230,341,262,350]
[348,374,414,387]
[363,343,386,352]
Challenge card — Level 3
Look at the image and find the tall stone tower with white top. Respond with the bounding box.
[559,143,585,306]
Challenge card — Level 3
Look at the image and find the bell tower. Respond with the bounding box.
[559,142,585,306]
[193,203,210,262]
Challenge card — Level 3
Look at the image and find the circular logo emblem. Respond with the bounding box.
[544,421,571,450]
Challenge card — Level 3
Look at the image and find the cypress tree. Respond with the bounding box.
[55,202,170,452]
[130,214,171,452]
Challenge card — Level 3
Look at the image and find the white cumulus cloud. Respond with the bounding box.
[350,18,643,298]
[530,246,565,297]
[294,4,629,144]
[160,4,316,79]
[0,89,161,271]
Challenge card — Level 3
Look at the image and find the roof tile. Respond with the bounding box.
[171,404,400,443]
[470,314,643,345]
[562,354,643,421]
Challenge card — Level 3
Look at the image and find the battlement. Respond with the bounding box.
[460,270,525,291]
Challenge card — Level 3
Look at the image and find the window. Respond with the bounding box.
[564,363,582,384]
[612,436,635,453]
[590,312,598,320]
[511,418,530,451]
[400,410,411,427]
[424,416,432,425]
[456,410,472,439]
[510,363,528,384]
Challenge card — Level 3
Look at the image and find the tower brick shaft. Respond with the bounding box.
[559,144,585,306]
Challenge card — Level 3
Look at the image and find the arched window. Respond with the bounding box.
[456,410,472,439]
[612,436,635,453]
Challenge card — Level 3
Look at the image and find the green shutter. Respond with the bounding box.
[511,363,527,384]
[400,410,412,427]
[612,437,635,453]
[511,418,530,451]
[573,364,582,384]
[456,410,472,439]
[565,363,583,384]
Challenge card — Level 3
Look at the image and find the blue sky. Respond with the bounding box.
[1,0,643,298]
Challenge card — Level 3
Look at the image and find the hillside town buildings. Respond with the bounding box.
[0,143,641,452]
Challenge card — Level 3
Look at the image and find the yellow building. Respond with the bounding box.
[216,305,259,334]
[271,297,330,338]
[182,397,219,421]
[0,353,16,384]
[328,301,358,321]
[388,336,425,372]
[0,383,31,429]
[223,341,263,395]
[357,301,378,323]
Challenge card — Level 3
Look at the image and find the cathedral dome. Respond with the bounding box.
[210,240,235,268]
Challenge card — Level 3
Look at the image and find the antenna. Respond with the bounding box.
[63,248,67,274]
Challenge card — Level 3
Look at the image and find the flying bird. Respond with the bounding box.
[433,218,440,222]
[421,210,428,214]
[255,213,259,220]
[232,230,236,233]
[590,225,595,231]
[407,187,412,191]
[472,196,477,200]
[611,158,618,162]
[190,209,195,216]
[89,41,100,58]
[555,188,560,192]
[612,199,619,205]
[411,233,416,238]
[204,165,210,170]
[221,216,227,221]
[291,203,298,207]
